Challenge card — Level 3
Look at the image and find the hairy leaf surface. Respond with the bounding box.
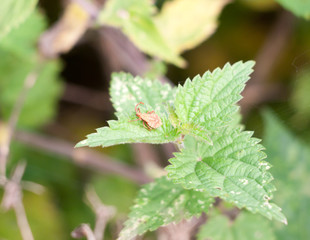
[166,128,287,224]
[76,117,179,148]
[110,72,176,118]
[118,176,214,240]
[77,73,179,148]
[175,61,255,144]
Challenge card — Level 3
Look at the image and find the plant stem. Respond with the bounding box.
[0,71,38,178]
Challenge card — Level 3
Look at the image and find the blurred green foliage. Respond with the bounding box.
[197,211,275,240]
[92,175,138,215]
[118,176,214,240]
[98,0,185,67]
[0,0,310,239]
[0,190,65,240]
[264,110,310,240]
[0,0,38,39]
[0,12,63,128]
[275,0,310,19]
[290,70,310,128]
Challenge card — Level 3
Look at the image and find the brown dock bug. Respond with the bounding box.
[133,102,162,130]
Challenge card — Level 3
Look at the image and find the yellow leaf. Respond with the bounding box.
[39,2,90,58]
[155,0,231,53]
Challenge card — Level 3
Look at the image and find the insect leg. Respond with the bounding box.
[129,119,140,122]
[135,102,144,114]
[142,121,152,130]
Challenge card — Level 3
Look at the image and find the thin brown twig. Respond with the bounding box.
[158,215,206,240]
[14,199,34,240]
[62,83,113,112]
[71,223,96,240]
[132,143,162,169]
[86,187,116,240]
[99,27,149,76]
[71,187,116,240]
[1,162,34,240]
[14,130,151,184]
[0,72,38,178]
[0,70,39,240]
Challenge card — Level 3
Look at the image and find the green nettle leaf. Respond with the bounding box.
[197,212,276,240]
[98,0,185,67]
[110,72,176,118]
[0,0,38,39]
[155,0,230,53]
[77,62,286,224]
[263,110,310,240]
[275,0,310,19]
[166,128,287,224]
[76,73,179,148]
[75,118,179,148]
[118,176,214,240]
[174,61,255,144]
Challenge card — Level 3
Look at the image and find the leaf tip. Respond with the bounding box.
[75,139,88,148]
[175,57,187,68]
[245,60,256,69]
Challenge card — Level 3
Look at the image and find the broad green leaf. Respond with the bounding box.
[263,110,310,239]
[175,61,255,144]
[0,12,63,128]
[155,0,230,53]
[197,211,275,240]
[110,72,176,118]
[75,117,179,148]
[166,127,287,224]
[0,0,38,39]
[0,11,44,58]
[275,0,310,19]
[98,0,185,66]
[118,176,214,240]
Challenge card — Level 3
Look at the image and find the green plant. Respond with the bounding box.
[3,0,310,239]
[77,61,287,239]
